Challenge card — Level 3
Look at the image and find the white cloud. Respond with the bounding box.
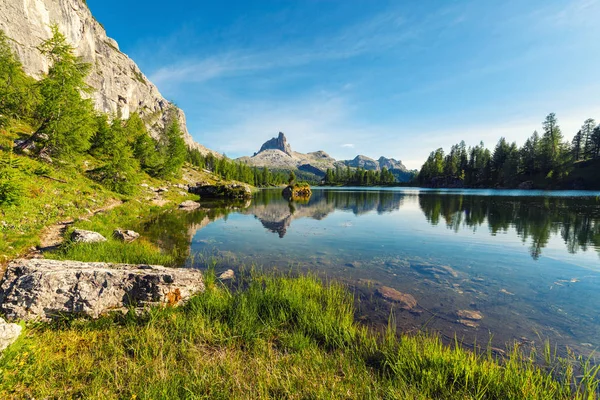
[341,143,355,148]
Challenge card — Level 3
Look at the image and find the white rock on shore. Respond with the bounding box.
[0,259,205,322]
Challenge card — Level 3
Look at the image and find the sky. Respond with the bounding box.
[87,0,600,169]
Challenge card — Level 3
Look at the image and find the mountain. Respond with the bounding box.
[238,132,342,174]
[237,132,414,182]
[0,0,214,155]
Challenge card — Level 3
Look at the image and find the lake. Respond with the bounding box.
[140,187,600,356]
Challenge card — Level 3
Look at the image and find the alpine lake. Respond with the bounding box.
[137,187,600,357]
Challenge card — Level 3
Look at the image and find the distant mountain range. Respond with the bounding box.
[236,132,415,182]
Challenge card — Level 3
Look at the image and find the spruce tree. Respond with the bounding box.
[35,25,96,158]
[157,118,186,178]
[0,30,38,128]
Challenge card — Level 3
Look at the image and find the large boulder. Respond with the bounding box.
[71,229,107,243]
[189,183,252,199]
[0,259,205,322]
[0,318,22,352]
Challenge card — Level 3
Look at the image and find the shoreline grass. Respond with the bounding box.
[1,270,597,399]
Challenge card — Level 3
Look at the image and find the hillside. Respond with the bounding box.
[0,0,216,155]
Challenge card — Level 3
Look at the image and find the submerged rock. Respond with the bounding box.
[179,200,201,210]
[218,269,235,280]
[457,310,483,320]
[0,318,22,352]
[458,319,480,328]
[412,263,458,278]
[376,286,417,310]
[0,259,205,322]
[70,229,107,243]
[113,229,140,243]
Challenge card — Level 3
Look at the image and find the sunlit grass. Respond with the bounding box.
[1,270,597,399]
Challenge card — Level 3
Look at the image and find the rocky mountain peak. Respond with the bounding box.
[257,132,293,156]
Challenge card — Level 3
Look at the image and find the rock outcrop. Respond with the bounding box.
[189,183,252,199]
[0,259,204,321]
[71,229,107,243]
[113,229,140,243]
[0,0,213,154]
[258,132,293,156]
[282,185,312,201]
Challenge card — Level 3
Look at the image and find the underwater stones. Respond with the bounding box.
[457,310,483,320]
[412,263,458,278]
[70,229,107,243]
[113,229,140,243]
[0,318,22,352]
[345,261,362,268]
[457,310,483,328]
[218,269,235,280]
[0,259,205,322]
[458,319,480,328]
[179,200,201,211]
[376,287,417,310]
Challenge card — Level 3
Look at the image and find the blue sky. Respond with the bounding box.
[87,0,600,169]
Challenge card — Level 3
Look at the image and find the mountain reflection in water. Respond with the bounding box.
[137,187,600,356]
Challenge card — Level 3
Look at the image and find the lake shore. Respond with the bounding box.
[1,188,599,398]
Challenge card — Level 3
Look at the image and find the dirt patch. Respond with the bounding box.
[36,198,123,253]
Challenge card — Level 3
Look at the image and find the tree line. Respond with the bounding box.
[323,165,396,186]
[187,148,291,187]
[417,113,600,188]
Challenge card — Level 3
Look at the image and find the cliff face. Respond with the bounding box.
[257,132,293,156]
[0,0,211,153]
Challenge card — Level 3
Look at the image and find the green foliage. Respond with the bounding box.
[88,117,140,194]
[0,151,23,205]
[156,117,186,178]
[418,113,600,188]
[324,164,396,186]
[0,30,39,128]
[35,25,96,158]
[188,150,289,187]
[288,170,296,185]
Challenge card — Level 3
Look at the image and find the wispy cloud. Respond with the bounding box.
[341,143,355,148]
[149,9,421,86]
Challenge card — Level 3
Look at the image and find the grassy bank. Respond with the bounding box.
[0,270,597,399]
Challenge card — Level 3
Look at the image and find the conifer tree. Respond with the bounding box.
[35,25,96,158]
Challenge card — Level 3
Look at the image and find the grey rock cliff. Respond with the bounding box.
[257,132,293,156]
[0,259,205,321]
[0,0,212,154]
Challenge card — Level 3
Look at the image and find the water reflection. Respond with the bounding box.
[134,188,600,356]
[417,194,600,260]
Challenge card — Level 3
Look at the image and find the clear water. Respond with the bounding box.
[141,187,600,354]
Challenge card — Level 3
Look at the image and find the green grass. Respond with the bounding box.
[0,270,597,399]
[50,240,179,266]
[0,152,117,262]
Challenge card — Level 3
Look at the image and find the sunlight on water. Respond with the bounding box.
[141,187,600,355]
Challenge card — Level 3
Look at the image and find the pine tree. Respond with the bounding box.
[540,113,563,174]
[157,118,186,178]
[89,117,140,194]
[34,25,96,158]
[0,30,38,129]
